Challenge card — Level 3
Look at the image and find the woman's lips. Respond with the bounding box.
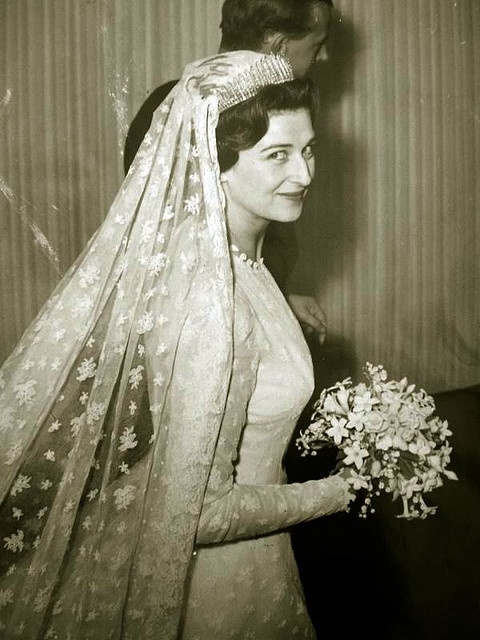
[277,190,307,201]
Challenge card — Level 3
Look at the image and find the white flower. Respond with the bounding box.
[129,365,145,390]
[33,587,50,613]
[12,508,23,520]
[343,443,370,470]
[156,343,167,356]
[362,411,386,433]
[48,420,61,433]
[153,373,165,387]
[113,485,136,510]
[189,172,200,184]
[325,416,348,445]
[118,426,138,452]
[184,193,201,216]
[163,204,175,220]
[3,530,25,553]
[52,327,66,342]
[240,494,260,512]
[148,252,169,276]
[6,443,23,466]
[76,357,97,382]
[129,401,138,415]
[50,358,62,371]
[22,359,35,371]
[0,408,15,433]
[376,433,394,451]
[71,295,95,319]
[79,265,101,289]
[70,415,84,436]
[14,380,37,407]
[63,500,75,513]
[44,450,56,462]
[86,402,106,425]
[10,474,31,496]
[352,391,379,414]
[344,470,371,491]
[136,311,155,335]
[140,220,155,243]
[119,462,130,475]
[0,589,14,608]
[408,438,432,456]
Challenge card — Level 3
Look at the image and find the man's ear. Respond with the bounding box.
[262,31,288,57]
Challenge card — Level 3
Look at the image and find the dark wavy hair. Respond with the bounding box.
[216,78,316,173]
[220,0,333,51]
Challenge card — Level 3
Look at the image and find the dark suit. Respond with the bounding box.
[124,80,178,175]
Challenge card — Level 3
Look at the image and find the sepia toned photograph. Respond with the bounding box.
[0,1,478,638]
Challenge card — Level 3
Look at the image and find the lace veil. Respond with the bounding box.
[0,51,293,639]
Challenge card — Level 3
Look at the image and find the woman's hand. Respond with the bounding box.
[287,294,327,344]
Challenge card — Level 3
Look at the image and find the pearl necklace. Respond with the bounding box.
[230,244,264,271]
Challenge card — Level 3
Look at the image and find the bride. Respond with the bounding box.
[0,51,354,639]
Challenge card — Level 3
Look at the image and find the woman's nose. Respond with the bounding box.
[292,155,314,187]
[316,45,328,63]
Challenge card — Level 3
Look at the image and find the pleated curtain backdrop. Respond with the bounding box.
[0,0,479,392]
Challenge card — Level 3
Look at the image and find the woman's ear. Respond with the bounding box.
[264,32,288,57]
[220,172,228,184]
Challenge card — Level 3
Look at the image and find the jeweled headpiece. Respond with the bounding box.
[183,51,294,113]
[216,54,294,111]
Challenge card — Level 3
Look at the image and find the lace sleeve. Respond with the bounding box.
[195,290,352,545]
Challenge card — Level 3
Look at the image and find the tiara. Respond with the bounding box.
[216,55,295,112]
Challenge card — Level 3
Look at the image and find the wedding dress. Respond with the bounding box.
[180,253,348,639]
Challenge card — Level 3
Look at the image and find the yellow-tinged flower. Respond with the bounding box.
[362,410,386,433]
[343,469,371,491]
[352,391,379,414]
[343,443,370,470]
[325,416,348,445]
[323,392,349,416]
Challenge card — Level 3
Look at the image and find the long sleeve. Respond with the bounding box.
[195,286,351,545]
[197,467,351,544]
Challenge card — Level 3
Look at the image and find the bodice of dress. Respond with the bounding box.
[233,255,314,487]
[195,254,351,545]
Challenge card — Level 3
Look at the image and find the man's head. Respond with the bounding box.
[219,0,333,77]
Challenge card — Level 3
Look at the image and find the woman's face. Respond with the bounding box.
[221,109,315,226]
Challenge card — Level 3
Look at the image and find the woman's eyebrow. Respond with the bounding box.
[260,137,317,152]
[260,143,293,152]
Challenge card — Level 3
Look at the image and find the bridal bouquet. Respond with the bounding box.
[297,363,457,519]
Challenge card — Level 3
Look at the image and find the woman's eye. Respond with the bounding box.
[268,150,288,162]
[303,145,315,159]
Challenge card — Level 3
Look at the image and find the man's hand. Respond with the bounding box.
[287,294,327,344]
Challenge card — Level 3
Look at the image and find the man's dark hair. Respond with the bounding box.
[220,0,333,51]
[216,78,316,172]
